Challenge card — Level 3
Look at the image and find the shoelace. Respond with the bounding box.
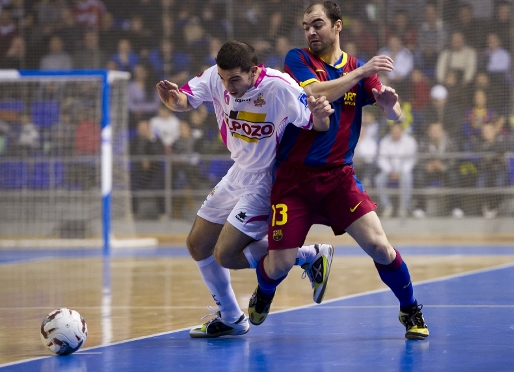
[301,264,315,288]
[405,304,425,326]
[200,306,220,321]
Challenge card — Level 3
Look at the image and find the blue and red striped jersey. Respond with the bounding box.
[279,48,382,168]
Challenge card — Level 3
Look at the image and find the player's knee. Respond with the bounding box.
[186,233,212,261]
[367,242,395,264]
[213,246,234,269]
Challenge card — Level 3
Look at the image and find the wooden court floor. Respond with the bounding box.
[1,238,514,368]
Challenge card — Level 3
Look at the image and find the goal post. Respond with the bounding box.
[0,69,158,253]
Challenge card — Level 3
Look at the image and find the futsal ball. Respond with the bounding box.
[40,308,88,355]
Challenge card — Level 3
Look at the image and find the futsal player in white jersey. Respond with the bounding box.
[156,40,335,338]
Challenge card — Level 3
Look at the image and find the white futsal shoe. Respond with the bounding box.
[301,244,334,304]
[189,307,250,338]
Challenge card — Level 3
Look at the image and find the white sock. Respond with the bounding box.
[295,245,317,267]
[196,255,242,322]
[243,239,269,268]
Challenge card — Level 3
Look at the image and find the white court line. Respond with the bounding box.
[2,260,514,369]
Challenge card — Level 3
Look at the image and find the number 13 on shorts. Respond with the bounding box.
[271,204,288,226]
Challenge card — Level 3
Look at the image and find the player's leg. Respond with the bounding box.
[345,211,429,340]
[188,168,249,338]
[248,247,297,325]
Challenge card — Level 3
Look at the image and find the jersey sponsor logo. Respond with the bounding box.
[298,92,308,108]
[235,98,251,102]
[343,91,357,106]
[272,229,283,241]
[253,93,266,107]
[225,111,275,143]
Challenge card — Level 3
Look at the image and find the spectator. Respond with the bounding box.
[407,68,431,138]
[98,11,125,55]
[340,17,377,61]
[378,35,413,97]
[127,63,161,129]
[171,120,205,218]
[385,9,418,49]
[47,112,75,156]
[487,1,512,53]
[72,108,100,189]
[123,14,154,59]
[73,30,107,69]
[413,122,461,218]
[375,123,418,218]
[148,39,190,84]
[199,4,228,40]
[450,3,485,50]
[72,0,106,30]
[129,118,165,219]
[181,16,209,71]
[109,38,140,73]
[479,32,511,116]
[471,123,509,218]
[353,107,379,188]
[264,35,291,72]
[462,88,506,151]
[149,105,180,154]
[201,37,222,72]
[423,84,464,147]
[56,8,84,54]
[1,35,25,69]
[14,112,40,157]
[0,9,18,59]
[36,0,68,37]
[436,31,477,92]
[418,2,448,79]
[40,35,73,70]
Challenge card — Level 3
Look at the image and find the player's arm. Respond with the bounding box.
[301,55,395,103]
[308,96,333,131]
[156,80,193,112]
[372,85,402,121]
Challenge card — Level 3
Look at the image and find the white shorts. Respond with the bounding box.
[197,164,271,240]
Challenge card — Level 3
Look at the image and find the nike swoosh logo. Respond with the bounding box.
[350,201,362,212]
[403,281,411,289]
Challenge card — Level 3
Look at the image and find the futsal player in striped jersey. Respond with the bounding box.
[157,41,335,338]
[248,1,429,340]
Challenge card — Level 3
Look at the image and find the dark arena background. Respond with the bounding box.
[0,1,513,371]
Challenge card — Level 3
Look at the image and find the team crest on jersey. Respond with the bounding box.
[253,93,266,107]
[298,92,308,108]
[272,229,283,241]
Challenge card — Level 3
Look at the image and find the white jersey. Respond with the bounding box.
[180,65,313,172]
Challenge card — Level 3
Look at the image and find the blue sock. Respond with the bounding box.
[256,255,287,295]
[374,249,416,308]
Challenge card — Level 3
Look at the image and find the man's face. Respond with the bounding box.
[217,66,256,98]
[302,5,341,55]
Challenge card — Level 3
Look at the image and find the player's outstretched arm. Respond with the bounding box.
[302,55,395,103]
[156,80,193,112]
[308,96,333,131]
[372,85,401,121]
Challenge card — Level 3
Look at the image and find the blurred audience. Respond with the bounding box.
[375,123,418,218]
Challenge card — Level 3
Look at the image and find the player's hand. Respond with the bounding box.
[308,95,334,119]
[156,80,181,106]
[360,55,395,77]
[372,86,398,109]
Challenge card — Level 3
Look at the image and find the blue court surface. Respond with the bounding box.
[1,245,514,372]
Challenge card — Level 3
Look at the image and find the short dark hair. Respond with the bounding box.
[304,1,343,27]
[215,41,259,72]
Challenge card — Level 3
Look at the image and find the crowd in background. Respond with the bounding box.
[0,0,513,218]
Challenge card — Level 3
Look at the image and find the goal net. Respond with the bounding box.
[0,70,157,249]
